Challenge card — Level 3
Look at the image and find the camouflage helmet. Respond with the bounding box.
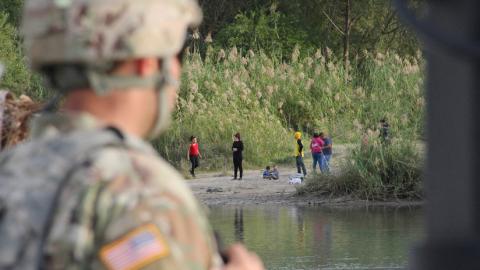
[22,0,202,138]
[22,0,202,69]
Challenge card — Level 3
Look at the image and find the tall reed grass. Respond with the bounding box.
[153,46,424,172]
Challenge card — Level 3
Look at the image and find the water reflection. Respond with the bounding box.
[313,211,333,261]
[210,206,423,270]
[234,208,244,242]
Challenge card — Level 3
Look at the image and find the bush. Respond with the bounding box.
[297,136,424,200]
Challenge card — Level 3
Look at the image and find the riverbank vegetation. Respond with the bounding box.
[0,0,426,198]
[153,47,424,172]
[297,135,424,200]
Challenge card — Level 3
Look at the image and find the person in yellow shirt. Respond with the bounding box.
[294,131,307,176]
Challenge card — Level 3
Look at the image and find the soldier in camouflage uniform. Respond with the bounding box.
[0,0,264,269]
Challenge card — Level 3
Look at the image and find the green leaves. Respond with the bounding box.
[0,0,23,26]
[215,7,306,55]
[199,0,420,58]
[0,12,30,93]
[0,12,47,99]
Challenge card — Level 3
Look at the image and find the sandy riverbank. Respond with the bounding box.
[188,167,422,208]
[188,144,422,207]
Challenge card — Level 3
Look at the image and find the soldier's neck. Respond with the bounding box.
[62,89,156,138]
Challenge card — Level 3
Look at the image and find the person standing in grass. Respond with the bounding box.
[379,118,390,144]
[187,135,202,177]
[321,132,333,173]
[232,132,244,180]
[294,131,307,176]
[310,132,324,174]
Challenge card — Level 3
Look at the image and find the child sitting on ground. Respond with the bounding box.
[263,166,272,179]
[270,165,279,180]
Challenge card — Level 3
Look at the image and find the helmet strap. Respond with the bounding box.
[148,58,178,139]
[86,69,163,96]
[91,59,179,139]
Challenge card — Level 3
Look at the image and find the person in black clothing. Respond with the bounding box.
[379,118,390,144]
[232,132,244,180]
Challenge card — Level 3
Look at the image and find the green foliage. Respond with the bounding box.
[153,106,290,172]
[297,138,424,200]
[199,0,421,58]
[153,47,425,172]
[0,13,30,93]
[0,12,49,100]
[0,0,23,26]
[153,49,292,171]
[214,6,307,56]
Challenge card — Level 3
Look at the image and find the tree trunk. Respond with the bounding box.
[343,0,351,79]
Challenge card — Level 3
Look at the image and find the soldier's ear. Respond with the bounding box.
[135,58,159,77]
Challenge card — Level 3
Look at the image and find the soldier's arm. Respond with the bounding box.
[91,180,220,270]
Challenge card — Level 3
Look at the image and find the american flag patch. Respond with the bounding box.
[99,224,170,270]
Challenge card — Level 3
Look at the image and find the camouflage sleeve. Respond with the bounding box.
[90,177,219,270]
[46,150,222,270]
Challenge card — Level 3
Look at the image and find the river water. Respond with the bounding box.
[209,206,424,270]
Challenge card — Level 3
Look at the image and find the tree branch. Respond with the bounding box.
[349,15,360,28]
[383,25,402,35]
[322,9,345,36]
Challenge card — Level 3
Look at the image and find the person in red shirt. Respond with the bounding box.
[187,136,202,177]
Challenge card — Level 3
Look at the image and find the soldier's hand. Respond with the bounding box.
[224,244,264,270]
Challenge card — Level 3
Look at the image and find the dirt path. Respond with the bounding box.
[189,168,299,206]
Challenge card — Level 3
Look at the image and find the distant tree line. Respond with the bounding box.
[1,0,423,59]
[0,0,424,98]
[197,0,423,60]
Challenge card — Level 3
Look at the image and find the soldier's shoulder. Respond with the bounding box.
[88,133,182,181]
[85,134,197,203]
[0,127,122,168]
[0,134,67,170]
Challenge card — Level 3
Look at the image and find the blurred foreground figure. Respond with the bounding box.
[0,0,264,269]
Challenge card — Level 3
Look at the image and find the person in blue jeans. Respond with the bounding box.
[321,132,333,173]
[310,132,324,174]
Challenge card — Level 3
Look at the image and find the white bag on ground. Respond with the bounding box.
[289,173,304,184]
